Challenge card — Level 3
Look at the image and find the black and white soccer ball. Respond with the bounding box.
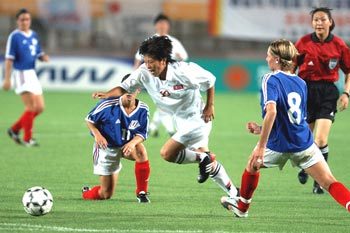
[22,186,53,216]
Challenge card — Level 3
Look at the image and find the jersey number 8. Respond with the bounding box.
[287,92,302,125]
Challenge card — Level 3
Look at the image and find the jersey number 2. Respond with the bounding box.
[287,92,302,124]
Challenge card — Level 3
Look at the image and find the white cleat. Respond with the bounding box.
[220,196,248,218]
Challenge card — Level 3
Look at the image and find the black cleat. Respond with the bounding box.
[150,130,159,138]
[197,153,212,183]
[7,128,22,144]
[298,169,309,184]
[137,191,150,203]
[313,182,324,194]
[82,186,90,193]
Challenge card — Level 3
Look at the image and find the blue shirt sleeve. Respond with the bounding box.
[85,100,108,124]
[134,108,149,140]
[5,33,16,59]
[262,74,278,109]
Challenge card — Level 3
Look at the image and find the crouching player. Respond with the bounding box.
[82,74,151,203]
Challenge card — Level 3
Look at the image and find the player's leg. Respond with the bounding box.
[83,146,122,200]
[160,138,212,183]
[311,118,332,194]
[149,109,161,137]
[132,143,151,203]
[305,160,350,212]
[83,174,118,200]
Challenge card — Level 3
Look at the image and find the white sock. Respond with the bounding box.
[210,161,238,198]
[175,149,206,164]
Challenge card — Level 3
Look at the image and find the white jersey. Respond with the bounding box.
[120,61,215,125]
[135,34,188,62]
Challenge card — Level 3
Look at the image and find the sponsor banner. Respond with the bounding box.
[209,0,350,41]
[34,56,133,91]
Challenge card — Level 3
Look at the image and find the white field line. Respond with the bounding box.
[0,223,280,233]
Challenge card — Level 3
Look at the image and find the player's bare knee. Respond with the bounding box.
[160,148,174,162]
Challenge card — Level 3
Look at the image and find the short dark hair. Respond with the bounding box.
[16,8,30,19]
[153,13,170,25]
[121,73,131,83]
[310,7,335,31]
[139,36,175,63]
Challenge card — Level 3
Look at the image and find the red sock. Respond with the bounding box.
[82,186,102,200]
[238,169,260,212]
[328,182,350,212]
[135,160,150,194]
[19,111,36,142]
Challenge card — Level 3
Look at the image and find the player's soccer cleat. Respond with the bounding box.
[313,182,324,194]
[220,196,248,218]
[137,191,150,203]
[23,139,39,147]
[298,169,309,184]
[197,153,212,183]
[81,186,90,193]
[7,128,22,144]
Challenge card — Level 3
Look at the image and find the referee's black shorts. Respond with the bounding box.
[306,81,339,123]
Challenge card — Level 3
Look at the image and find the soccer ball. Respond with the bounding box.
[22,186,53,216]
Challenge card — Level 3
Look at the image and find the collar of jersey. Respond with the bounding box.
[119,96,140,117]
[311,32,334,43]
[16,29,33,38]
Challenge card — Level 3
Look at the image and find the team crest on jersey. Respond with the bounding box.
[160,90,170,97]
[328,59,338,70]
[173,84,184,90]
[128,120,140,130]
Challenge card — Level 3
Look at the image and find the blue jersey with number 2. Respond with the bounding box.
[260,71,313,153]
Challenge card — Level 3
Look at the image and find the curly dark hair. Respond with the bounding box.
[139,36,175,63]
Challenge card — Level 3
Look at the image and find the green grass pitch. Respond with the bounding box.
[0,91,349,233]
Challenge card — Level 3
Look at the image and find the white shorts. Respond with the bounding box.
[92,144,123,176]
[172,115,212,149]
[13,69,43,95]
[262,143,324,170]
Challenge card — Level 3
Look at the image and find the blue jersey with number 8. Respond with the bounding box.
[260,71,313,153]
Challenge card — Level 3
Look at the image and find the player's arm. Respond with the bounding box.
[249,103,276,171]
[122,135,144,156]
[338,73,350,111]
[3,59,13,91]
[202,86,215,123]
[92,86,127,99]
[86,121,108,149]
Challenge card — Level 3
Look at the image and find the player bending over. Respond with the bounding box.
[82,74,151,203]
[93,36,238,199]
[221,39,350,218]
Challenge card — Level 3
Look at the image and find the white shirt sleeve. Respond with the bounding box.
[181,62,216,91]
[120,67,144,92]
[134,49,142,61]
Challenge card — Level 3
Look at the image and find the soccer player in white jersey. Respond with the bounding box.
[93,36,238,199]
[83,74,151,203]
[134,13,188,137]
[3,8,49,147]
[221,39,350,218]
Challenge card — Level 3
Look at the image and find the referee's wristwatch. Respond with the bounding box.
[342,91,350,98]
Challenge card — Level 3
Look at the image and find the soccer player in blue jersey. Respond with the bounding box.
[221,39,350,218]
[3,8,49,147]
[82,74,151,203]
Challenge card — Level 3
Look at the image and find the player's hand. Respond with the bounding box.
[95,135,108,149]
[202,104,214,123]
[248,147,264,171]
[92,92,109,99]
[246,122,261,135]
[337,94,349,112]
[122,142,136,156]
[2,79,11,91]
[39,54,49,62]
